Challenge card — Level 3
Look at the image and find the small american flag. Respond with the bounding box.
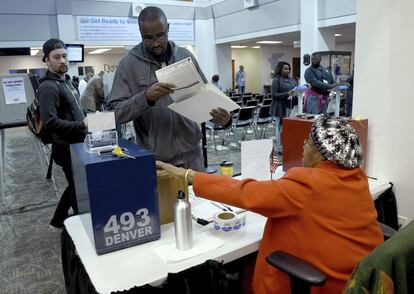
[269,146,279,179]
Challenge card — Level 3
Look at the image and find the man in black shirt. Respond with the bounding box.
[38,38,88,228]
[304,53,336,114]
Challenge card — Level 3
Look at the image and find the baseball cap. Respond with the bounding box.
[42,38,66,62]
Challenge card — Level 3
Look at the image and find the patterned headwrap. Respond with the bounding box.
[311,115,363,168]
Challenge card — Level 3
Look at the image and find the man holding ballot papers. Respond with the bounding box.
[108,6,231,170]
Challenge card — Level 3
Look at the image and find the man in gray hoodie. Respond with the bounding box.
[108,6,230,171]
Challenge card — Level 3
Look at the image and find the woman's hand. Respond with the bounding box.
[156,161,197,184]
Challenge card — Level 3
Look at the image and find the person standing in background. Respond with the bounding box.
[78,72,93,96]
[304,53,336,114]
[38,38,88,229]
[211,74,222,91]
[270,61,297,154]
[345,70,354,117]
[80,75,105,112]
[235,65,246,96]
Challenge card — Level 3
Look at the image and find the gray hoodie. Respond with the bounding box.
[107,41,207,164]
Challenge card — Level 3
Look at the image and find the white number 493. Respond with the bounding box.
[104,208,150,234]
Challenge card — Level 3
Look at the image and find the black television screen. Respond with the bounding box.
[66,44,84,62]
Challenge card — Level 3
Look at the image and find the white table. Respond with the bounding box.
[64,167,391,293]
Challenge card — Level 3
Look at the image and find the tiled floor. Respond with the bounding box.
[0,123,278,293]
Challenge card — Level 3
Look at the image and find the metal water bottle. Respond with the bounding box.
[174,190,193,250]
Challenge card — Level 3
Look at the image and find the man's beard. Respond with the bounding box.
[56,64,68,74]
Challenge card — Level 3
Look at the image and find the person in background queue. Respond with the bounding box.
[211,74,223,91]
[270,61,297,154]
[304,53,336,114]
[235,65,246,97]
[38,38,88,229]
[107,6,231,171]
[157,115,383,294]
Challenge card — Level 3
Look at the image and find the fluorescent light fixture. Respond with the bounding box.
[88,48,111,54]
[231,45,247,49]
[256,41,282,44]
[85,45,124,49]
[252,46,260,49]
[30,49,39,56]
[335,33,342,37]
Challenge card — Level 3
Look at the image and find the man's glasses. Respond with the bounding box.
[142,30,168,44]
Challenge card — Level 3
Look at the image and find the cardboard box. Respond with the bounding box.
[156,170,188,224]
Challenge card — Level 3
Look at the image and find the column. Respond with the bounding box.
[300,0,335,82]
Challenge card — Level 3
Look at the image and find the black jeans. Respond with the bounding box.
[50,144,78,227]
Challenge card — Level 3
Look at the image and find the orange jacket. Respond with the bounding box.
[193,161,383,294]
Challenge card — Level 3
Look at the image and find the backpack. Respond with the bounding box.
[26,83,53,145]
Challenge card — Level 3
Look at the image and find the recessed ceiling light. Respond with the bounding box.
[335,33,342,37]
[256,41,282,44]
[88,48,111,54]
[30,49,39,56]
[252,46,260,49]
[231,45,247,49]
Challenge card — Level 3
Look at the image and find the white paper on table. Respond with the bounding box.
[154,233,225,263]
[2,77,27,104]
[241,139,273,180]
[86,111,116,132]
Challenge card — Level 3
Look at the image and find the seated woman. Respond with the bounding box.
[157,116,383,294]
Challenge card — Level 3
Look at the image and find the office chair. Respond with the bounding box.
[266,223,399,294]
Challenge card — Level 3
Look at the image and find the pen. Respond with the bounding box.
[210,201,226,211]
[222,204,234,212]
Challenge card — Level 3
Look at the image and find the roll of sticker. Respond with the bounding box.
[213,211,246,232]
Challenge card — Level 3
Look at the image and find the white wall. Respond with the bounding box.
[354,0,414,223]
[259,45,300,93]
[0,54,125,76]
[231,48,260,94]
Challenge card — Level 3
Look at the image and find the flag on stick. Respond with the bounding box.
[269,146,279,179]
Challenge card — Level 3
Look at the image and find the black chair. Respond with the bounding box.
[206,121,230,153]
[254,105,272,139]
[245,99,258,107]
[233,106,255,141]
[232,93,241,98]
[230,96,240,103]
[262,98,272,106]
[242,95,253,105]
[255,95,264,104]
[266,223,398,294]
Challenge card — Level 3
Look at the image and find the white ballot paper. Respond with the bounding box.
[86,111,116,132]
[241,139,273,180]
[155,58,240,123]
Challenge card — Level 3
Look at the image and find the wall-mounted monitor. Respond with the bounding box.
[66,44,84,63]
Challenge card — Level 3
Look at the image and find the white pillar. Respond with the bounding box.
[353,0,414,223]
[215,44,232,91]
[194,18,217,83]
[300,0,335,82]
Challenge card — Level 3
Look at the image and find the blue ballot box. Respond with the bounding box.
[70,138,160,255]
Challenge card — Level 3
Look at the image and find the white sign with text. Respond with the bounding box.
[77,16,194,41]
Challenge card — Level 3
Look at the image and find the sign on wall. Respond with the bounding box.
[2,77,27,104]
[77,16,139,41]
[77,16,194,41]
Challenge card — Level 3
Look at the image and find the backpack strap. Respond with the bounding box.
[46,149,54,180]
